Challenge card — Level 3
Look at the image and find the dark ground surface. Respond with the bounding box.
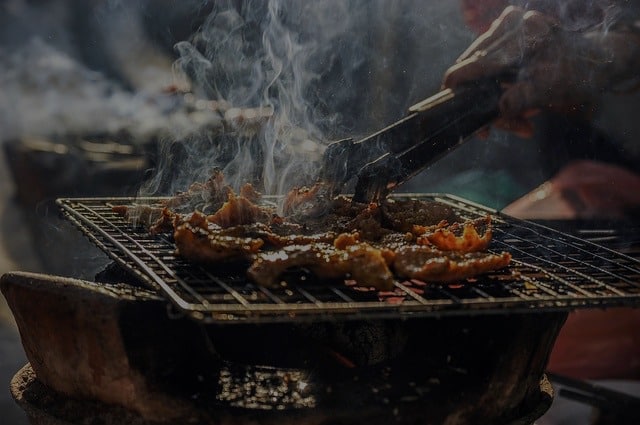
[0,323,29,425]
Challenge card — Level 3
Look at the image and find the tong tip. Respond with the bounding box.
[320,137,354,196]
[352,154,402,203]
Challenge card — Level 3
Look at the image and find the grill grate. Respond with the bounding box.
[57,195,640,323]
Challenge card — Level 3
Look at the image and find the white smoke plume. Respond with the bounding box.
[0,38,221,143]
[147,0,471,196]
[0,1,472,198]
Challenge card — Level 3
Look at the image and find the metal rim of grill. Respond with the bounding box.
[56,194,640,324]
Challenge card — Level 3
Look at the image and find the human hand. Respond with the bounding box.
[503,160,640,220]
[443,6,638,138]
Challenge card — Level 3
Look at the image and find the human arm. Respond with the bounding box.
[444,2,640,137]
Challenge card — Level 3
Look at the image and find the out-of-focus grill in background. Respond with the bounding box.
[4,135,150,207]
[2,135,151,278]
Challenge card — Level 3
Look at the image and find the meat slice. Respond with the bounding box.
[207,192,274,228]
[162,169,231,213]
[114,170,512,291]
[281,183,333,218]
[418,217,493,252]
[382,198,459,232]
[393,245,512,283]
[247,241,395,291]
[173,212,263,263]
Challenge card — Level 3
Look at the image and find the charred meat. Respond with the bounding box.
[248,240,395,290]
[114,171,511,290]
[393,245,512,283]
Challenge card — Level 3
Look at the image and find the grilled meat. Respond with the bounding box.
[282,183,333,218]
[173,212,264,263]
[393,245,512,283]
[382,198,459,233]
[418,217,493,252]
[164,169,231,214]
[170,210,341,266]
[113,168,270,232]
[207,191,273,227]
[114,172,511,290]
[248,239,395,290]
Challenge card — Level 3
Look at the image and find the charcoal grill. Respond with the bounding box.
[56,194,640,324]
[10,193,622,425]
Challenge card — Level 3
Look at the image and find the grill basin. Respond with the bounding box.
[57,194,640,323]
[2,271,563,425]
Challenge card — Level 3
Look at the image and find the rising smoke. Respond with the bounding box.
[0,1,471,197]
[0,38,200,142]
[144,0,471,196]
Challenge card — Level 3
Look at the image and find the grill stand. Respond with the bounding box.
[2,271,565,425]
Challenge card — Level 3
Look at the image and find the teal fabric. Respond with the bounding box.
[412,169,527,211]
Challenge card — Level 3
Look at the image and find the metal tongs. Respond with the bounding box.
[321,78,504,203]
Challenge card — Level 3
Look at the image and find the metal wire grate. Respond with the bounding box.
[57,195,640,323]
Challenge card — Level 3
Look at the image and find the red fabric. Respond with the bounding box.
[460,0,508,33]
[503,160,640,220]
[504,161,640,379]
[548,308,640,380]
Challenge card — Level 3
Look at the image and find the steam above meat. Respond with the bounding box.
[114,171,511,291]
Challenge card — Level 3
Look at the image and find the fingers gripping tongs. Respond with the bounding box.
[321,78,504,203]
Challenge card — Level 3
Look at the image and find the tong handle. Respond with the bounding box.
[321,87,486,195]
[352,78,504,203]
